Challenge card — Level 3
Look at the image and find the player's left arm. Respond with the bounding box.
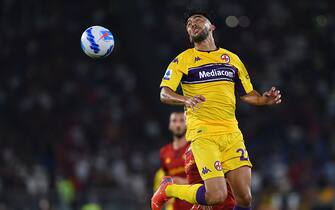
[235,56,282,106]
[240,87,282,106]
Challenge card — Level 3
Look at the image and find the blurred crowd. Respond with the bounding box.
[1,0,335,210]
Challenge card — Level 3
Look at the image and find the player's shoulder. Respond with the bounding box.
[180,48,194,56]
[175,48,194,56]
[220,48,241,60]
[171,48,195,63]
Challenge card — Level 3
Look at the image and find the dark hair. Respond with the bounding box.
[171,111,184,115]
[184,9,213,23]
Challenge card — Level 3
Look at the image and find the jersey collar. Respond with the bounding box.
[194,47,221,53]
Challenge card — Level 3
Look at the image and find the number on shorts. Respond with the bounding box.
[236,148,249,161]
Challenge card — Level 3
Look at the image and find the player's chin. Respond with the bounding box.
[192,33,201,39]
[174,132,185,138]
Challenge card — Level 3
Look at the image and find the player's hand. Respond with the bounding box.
[262,87,282,105]
[184,95,206,111]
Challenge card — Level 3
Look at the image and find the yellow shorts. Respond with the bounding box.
[190,131,252,180]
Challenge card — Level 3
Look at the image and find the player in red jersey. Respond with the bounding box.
[154,111,193,210]
[184,146,235,210]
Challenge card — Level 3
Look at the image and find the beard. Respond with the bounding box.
[190,27,209,43]
[173,129,186,139]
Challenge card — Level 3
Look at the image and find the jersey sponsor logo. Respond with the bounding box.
[199,69,234,79]
[214,161,223,171]
[201,167,212,175]
[221,54,230,63]
[181,63,237,84]
[163,69,172,80]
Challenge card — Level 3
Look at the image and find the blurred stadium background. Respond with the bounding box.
[1,0,335,209]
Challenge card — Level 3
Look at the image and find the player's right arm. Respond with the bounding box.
[160,87,206,111]
[160,54,205,110]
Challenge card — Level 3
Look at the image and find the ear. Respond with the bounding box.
[210,24,216,32]
[189,35,193,43]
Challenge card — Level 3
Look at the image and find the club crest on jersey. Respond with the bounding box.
[165,158,171,164]
[221,54,230,63]
[163,69,172,80]
[214,161,223,171]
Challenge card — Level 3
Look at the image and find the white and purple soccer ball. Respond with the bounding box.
[81,26,114,58]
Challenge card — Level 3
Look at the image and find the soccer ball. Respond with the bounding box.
[81,26,114,58]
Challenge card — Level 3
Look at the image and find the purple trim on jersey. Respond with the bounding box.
[196,185,207,205]
[181,63,237,84]
[180,63,249,96]
[235,75,247,96]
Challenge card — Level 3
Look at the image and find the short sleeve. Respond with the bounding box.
[235,57,253,96]
[160,56,185,91]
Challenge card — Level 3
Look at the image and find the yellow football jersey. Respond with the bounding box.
[160,48,253,140]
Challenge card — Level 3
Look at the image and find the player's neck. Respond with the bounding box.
[194,35,217,52]
[172,137,187,150]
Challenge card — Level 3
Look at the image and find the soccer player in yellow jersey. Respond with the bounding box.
[152,10,282,210]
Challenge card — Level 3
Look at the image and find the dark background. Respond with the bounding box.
[1,0,335,210]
